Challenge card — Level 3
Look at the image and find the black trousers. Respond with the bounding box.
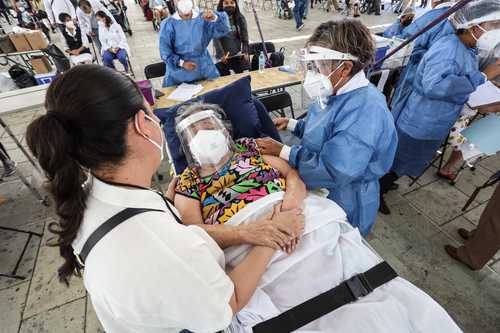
[215,56,249,77]
[369,0,381,14]
[0,142,11,168]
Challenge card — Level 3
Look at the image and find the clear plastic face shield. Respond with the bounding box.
[176,110,235,169]
[479,41,500,85]
[297,46,358,108]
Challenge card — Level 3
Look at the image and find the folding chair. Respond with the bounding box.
[257,91,295,119]
[408,135,449,187]
[368,67,402,105]
[462,170,500,211]
[144,61,166,79]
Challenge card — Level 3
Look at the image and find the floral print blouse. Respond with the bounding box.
[175,138,286,224]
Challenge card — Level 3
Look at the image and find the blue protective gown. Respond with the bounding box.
[392,34,485,176]
[289,85,398,236]
[390,6,454,111]
[383,21,412,39]
[159,11,230,87]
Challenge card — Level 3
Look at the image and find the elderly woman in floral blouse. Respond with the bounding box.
[172,103,306,252]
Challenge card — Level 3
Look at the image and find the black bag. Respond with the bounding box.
[270,47,285,67]
[250,46,285,71]
[8,65,37,89]
[42,44,71,73]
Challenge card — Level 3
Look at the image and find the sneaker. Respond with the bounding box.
[2,161,16,179]
[297,23,305,31]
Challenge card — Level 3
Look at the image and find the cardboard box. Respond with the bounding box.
[25,30,49,50]
[0,35,16,53]
[9,33,31,52]
[30,56,52,74]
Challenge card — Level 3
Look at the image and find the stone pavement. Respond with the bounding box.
[1,1,500,332]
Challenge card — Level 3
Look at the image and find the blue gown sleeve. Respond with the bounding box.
[419,59,485,104]
[383,22,401,38]
[292,119,307,139]
[288,132,375,189]
[203,11,230,41]
[159,21,181,68]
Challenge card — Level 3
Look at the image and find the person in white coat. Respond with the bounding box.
[95,10,130,72]
[76,0,115,53]
[42,0,76,31]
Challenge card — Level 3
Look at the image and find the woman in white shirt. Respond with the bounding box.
[25,64,304,333]
[95,10,131,72]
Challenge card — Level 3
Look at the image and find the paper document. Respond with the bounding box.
[167,83,203,102]
[467,81,500,108]
[461,114,500,155]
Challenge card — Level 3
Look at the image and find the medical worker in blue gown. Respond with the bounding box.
[389,0,455,112]
[159,0,230,87]
[257,20,398,236]
[383,7,416,38]
[379,0,500,212]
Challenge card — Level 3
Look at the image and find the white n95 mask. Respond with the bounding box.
[189,130,229,166]
[303,70,333,100]
[177,0,193,15]
[477,29,500,56]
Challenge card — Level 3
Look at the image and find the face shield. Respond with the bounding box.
[176,110,235,169]
[479,41,500,85]
[297,46,358,104]
[449,0,500,30]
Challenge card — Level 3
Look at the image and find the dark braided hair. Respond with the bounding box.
[26,65,144,285]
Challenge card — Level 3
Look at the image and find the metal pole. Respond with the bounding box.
[250,0,272,67]
[0,117,42,173]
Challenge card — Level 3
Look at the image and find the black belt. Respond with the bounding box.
[252,261,398,333]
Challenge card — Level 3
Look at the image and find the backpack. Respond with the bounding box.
[8,65,37,89]
[42,44,71,73]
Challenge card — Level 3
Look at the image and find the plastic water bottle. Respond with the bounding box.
[289,50,298,73]
[258,52,265,73]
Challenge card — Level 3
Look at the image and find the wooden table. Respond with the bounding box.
[154,67,302,109]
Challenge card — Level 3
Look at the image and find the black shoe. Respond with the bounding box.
[457,228,474,241]
[303,16,307,20]
[2,161,16,179]
[379,194,391,215]
[375,12,381,15]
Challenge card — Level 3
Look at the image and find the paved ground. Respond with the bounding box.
[1,1,500,332]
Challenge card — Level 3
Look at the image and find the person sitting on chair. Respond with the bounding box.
[383,7,416,38]
[159,0,230,87]
[214,0,250,77]
[95,10,131,73]
[149,0,168,25]
[59,12,93,65]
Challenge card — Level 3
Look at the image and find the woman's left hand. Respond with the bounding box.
[256,137,283,157]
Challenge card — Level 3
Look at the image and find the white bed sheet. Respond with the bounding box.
[223,192,462,333]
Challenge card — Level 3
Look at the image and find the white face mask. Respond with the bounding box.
[189,130,229,166]
[97,20,105,27]
[477,29,500,55]
[136,114,165,161]
[303,61,344,101]
[177,0,193,15]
